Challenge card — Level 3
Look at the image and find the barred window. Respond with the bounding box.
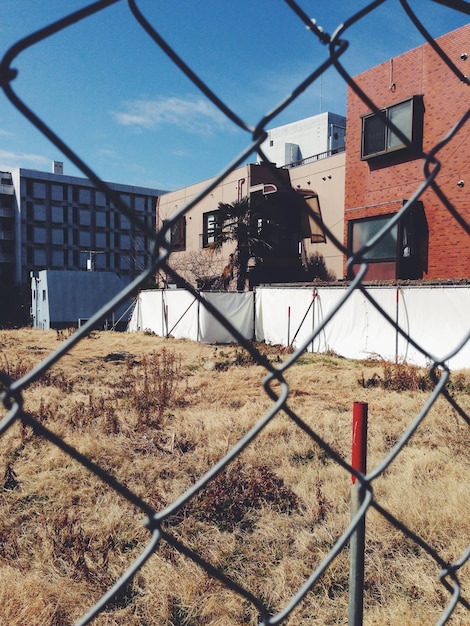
[202,211,220,248]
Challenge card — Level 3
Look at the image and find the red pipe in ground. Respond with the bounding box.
[351,401,368,484]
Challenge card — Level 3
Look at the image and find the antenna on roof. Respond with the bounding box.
[320,74,323,113]
[83,250,105,271]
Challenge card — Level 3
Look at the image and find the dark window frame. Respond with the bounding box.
[349,213,398,263]
[348,201,426,280]
[201,211,221,248]
[170,216,186,252]
[361,95,423,160]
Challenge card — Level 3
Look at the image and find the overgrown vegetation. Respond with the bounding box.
[358,360,470,393]
[116,349,184,428]
[169,460,300,533]
[0,329,468,625]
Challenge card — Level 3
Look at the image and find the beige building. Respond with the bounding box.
[157,151,345,289]
[287,151,345,279]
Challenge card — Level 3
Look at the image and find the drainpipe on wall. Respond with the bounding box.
[238,178,245,201]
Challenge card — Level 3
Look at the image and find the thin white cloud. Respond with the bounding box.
[97,148,119,159]
[0,149,51,171]
[0,128,13,137]
[171,148,190,158]
[111,95,230,135]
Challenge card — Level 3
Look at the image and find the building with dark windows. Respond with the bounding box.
[157,153,345,289]
[0,164,164,324]
[0,164,164,286]
[344,24,469,281]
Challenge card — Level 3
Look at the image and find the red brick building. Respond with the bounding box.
[344,24,469,281]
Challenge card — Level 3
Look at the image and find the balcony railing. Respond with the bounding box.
[283,145,345,169]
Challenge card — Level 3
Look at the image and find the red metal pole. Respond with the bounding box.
[287,305,291,346]
[349,401,368,625]
[351,401,368,483]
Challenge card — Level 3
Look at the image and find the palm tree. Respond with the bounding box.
[207,196,271,291]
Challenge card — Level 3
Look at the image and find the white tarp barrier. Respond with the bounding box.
[128,289,254,343]
[255,288,314,347]
[129,286,470,369]
[312,287,399,360]
[128,290,197,338]
[200,292,254,343]
[255,286,470,369]
[127,289,166,335]
[164,290,199,340]
[394,287,470,369]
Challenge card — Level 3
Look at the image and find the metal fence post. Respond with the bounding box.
[349,402,368,626]
[287,305,291,346]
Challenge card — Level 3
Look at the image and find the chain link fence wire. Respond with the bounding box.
[1,1,469,624]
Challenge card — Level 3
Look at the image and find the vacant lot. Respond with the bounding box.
[0,328,469,625]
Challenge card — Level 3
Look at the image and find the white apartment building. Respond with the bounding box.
[258,111,346,167]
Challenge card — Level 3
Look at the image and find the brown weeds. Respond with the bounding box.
[0,329,468,625]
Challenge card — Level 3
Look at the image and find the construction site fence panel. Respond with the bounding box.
[129,285,470,369]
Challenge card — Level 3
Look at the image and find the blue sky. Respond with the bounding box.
[0,1,468,191]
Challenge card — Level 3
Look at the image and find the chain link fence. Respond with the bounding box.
[1,1,469,624]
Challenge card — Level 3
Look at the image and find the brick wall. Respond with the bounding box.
[345,24,469,280]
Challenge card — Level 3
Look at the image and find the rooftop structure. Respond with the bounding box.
[258,111,346,168]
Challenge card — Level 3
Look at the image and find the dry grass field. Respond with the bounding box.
[0,328,469,625]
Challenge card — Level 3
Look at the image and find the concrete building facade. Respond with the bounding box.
[344,24,469,281]
[1,165,164,287]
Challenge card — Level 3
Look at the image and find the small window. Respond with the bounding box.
[95,232,106,248]
[51,228,64,245]
[52,250,64,267]
[350,214,398,261]
[202,211,221,248]
[348,202,427,280]
[135,196,145,212]
[51,185,63,202]
[33,226,47,244]
[79,230,91,247]
[79,188,91,205]
[361,96,423,160]
[33,182,46,199]
[170,216,186,251]
[79,209,91,226]
[51,206,63,223]
[95,191,106,206]
[95,211,106,228]
[34,204,47,221]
